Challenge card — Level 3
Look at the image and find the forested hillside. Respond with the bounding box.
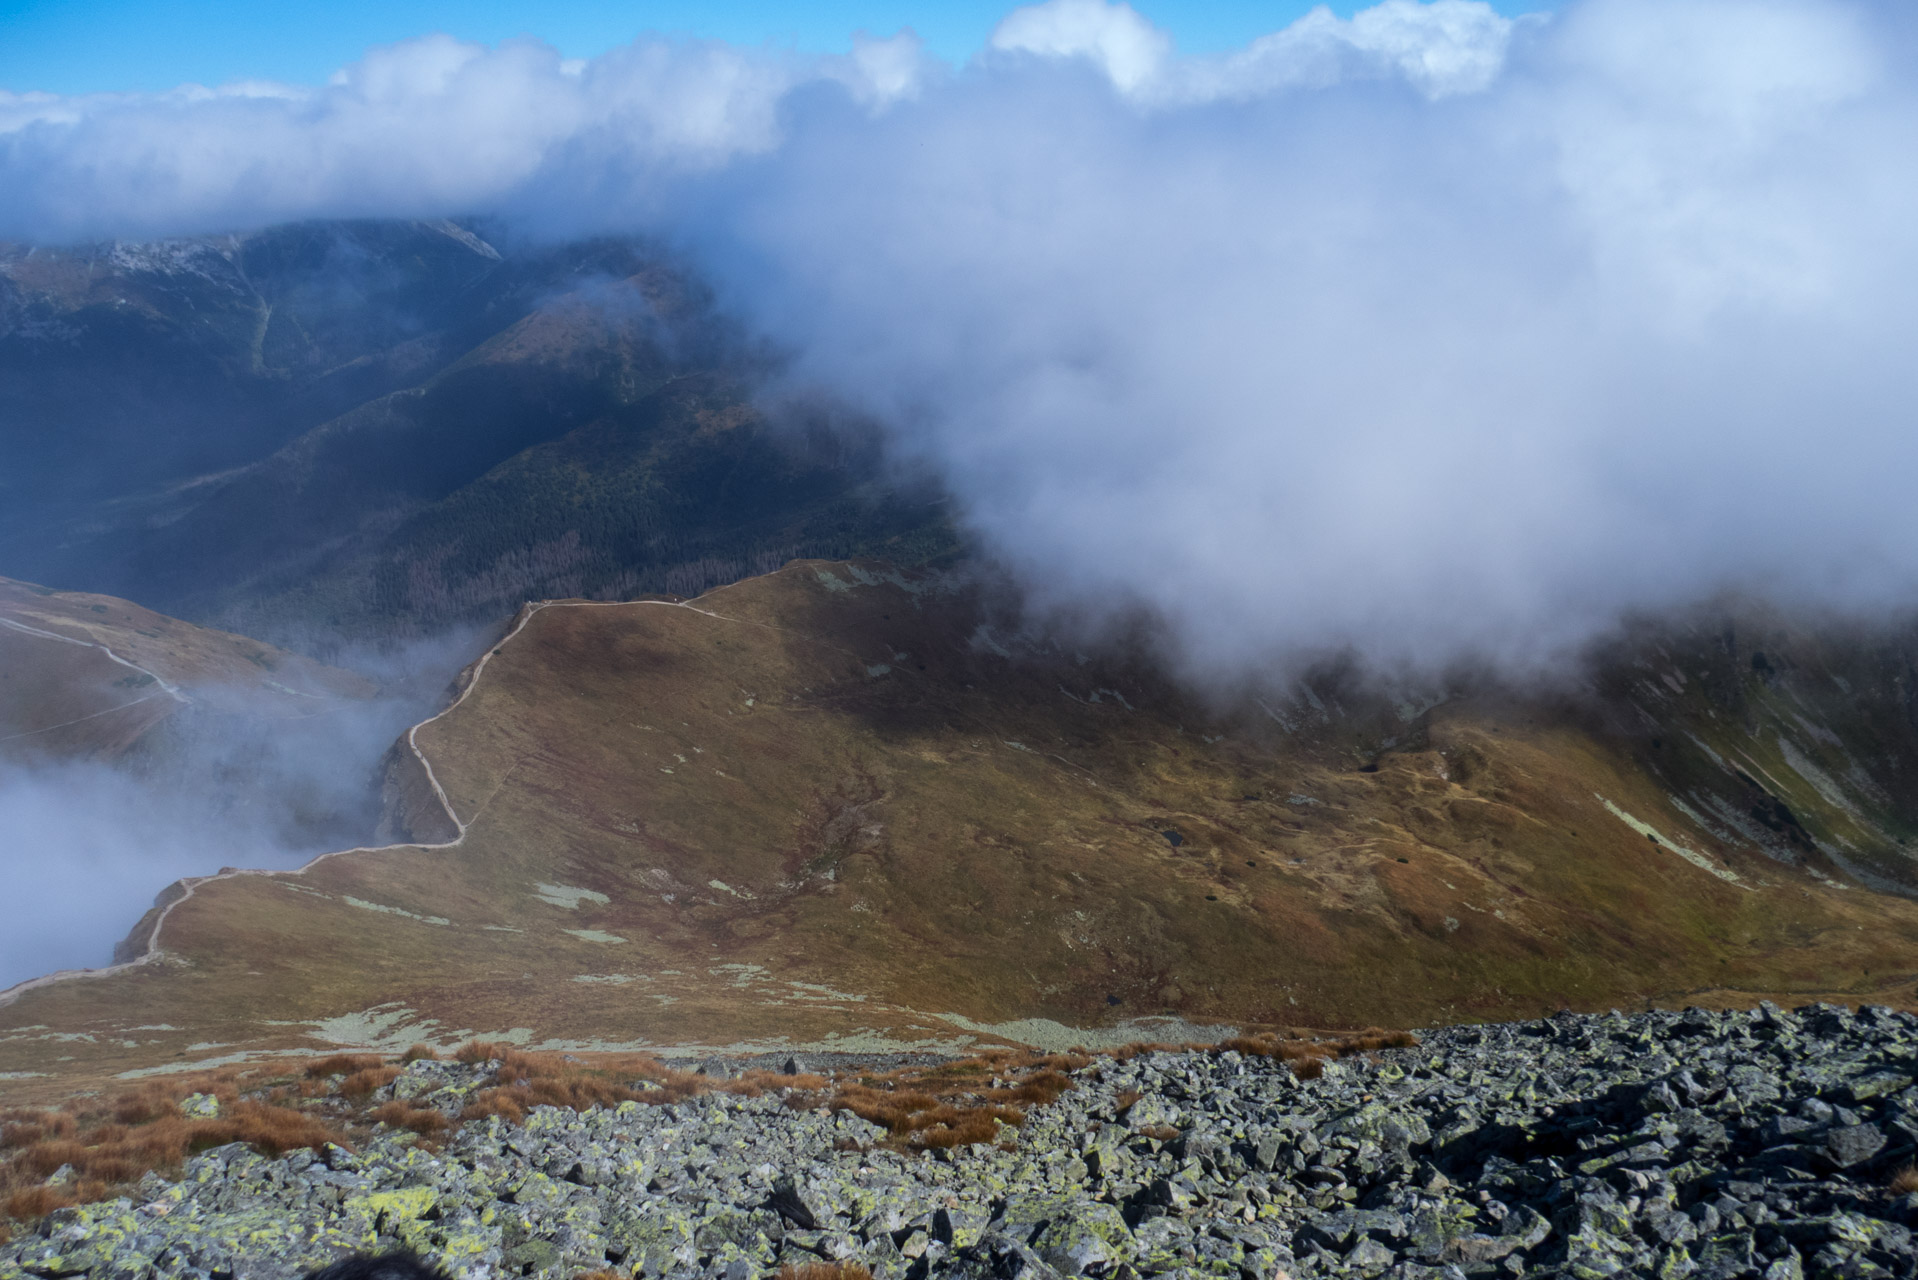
[0,221,956,646]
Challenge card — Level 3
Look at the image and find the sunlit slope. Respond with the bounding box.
[0,576,371,763]
[5,562,1918,1087]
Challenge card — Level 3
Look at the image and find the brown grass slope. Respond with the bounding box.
[0,575,372,764]
[5,561,1918,1092]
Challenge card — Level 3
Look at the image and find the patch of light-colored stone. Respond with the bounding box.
[711,963,768,987]
[534,883,611,910]
[564,929,628,944]
[1777,737,1880,828]
[117,1049,314,1078]
[344,895,450,925]
[787,981,867,1002]
[1596,795,1747,887]
[284,1002,463,1051]
[932,1012,1237,1052]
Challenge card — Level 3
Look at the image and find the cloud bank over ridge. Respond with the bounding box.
[7,0,1918,676]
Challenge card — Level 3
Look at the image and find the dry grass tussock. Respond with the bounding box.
[777,1264,873,1280]
[1217,1027,1419,1080]
[1,1069,348,1228]
[0,1028,1418,1232]
[783,1050,1092,1151]
[445,1042,829,1126]
[1892,1165,1918,1196]
[1103,1027,1416,1076]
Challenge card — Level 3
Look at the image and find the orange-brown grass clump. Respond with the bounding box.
[1,1066,354,1228]
[339,1067,402,1100]
[1892,1165,1918,1196]
[0,1041,1105,1230]
[0,1050,658,1230]
[452,1040,508,1065]
[779,1263,874,1280]
[304,1054,382,1079]
[444,1041,829,1127]
[787,1050,1090,1152]
[1219,1027,1419,1079]
[3,1183,80,1226]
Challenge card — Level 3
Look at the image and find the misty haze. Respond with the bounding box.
[5,1,1918,1276]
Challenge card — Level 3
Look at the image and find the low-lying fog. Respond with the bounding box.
[0,632,482,989]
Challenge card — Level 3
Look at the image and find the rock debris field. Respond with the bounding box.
[6,1005,1918,1280]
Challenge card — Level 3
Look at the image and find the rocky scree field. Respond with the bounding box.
[5,1005,1918,1280]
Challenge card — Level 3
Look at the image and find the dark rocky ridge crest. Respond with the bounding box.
[6,1004,1918,1279]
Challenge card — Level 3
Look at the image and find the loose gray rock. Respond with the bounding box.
[6,1005,1918,1279]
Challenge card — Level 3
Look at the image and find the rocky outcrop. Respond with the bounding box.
[372,736,460,848]
[107,881,194,966]
[7,1004,1918,1279]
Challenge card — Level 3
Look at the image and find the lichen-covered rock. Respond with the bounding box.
[996,1194,1130,1275]
[384,1060,495,1116]
[9,1006,1918,1279]
[177,1094,220,1120]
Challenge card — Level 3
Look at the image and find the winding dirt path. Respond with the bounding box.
[0,594,754,1008]
[0,564,925,1011]
[0,615,190,706]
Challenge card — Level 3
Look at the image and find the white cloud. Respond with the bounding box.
[990,0,1174,92]
[989,0,1518,102]
[702,0,1918,675]
[848,30,933,106]
[0,2,1518,240]
[1323,0,1519,96]
[4,0,1918,682]
[0,30,929,239]
[0,633,478,988]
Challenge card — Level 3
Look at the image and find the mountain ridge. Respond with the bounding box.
[6,559,1918,1098]
[0,574,373,765]
[1,221,956,647]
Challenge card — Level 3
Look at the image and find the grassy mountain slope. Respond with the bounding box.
[0,576,371,765]
[103,267,690,616]
[5,562,1916,1093]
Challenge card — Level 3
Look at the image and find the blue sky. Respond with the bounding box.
[0,0,1555,95]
